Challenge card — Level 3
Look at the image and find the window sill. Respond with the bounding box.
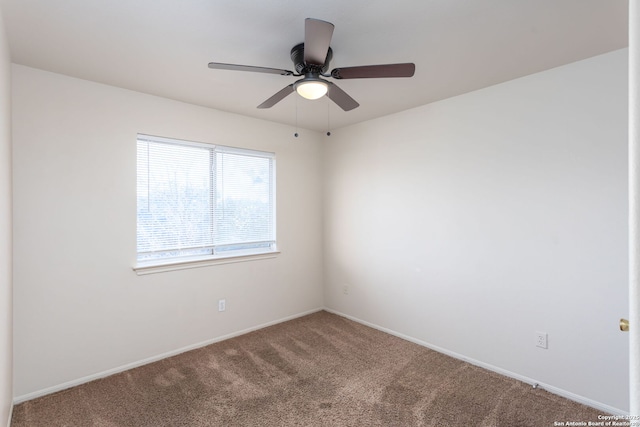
[133,251,280,275]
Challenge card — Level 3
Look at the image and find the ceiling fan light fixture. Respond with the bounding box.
[295,79,328,100]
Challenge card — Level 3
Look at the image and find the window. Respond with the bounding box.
[136,134,276,269]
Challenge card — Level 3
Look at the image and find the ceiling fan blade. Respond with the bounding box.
[326,82,359,111]
[304,18,334,66]
[331,63,415,79]
[257,84,295,109]
[208,62,294,76]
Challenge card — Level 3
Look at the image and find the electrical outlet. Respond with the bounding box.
[218,299,226,312]
[535,331,548,349]
[342,284,349,295]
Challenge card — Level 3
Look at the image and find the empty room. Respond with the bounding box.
[0,0,638,426]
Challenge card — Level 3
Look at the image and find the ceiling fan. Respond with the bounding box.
[208,18,416,112]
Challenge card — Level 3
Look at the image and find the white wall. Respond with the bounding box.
[11,65,325,399]
[0,4,12,426]
[324,49,629,412]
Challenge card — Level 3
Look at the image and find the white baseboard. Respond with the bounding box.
[6,404,12,427]
[323,307,628,417]
[13,307,324,405]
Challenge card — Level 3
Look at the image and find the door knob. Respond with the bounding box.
[620,318,630,332]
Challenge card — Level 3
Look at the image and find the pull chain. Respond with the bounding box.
[294,95,299,138]
[326,98,331,136]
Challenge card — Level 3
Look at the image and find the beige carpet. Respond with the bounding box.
[12,311,605,426]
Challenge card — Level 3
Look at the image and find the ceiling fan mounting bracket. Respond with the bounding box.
[290,43,333,75]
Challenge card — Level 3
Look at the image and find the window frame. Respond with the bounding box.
[134,134,278,275]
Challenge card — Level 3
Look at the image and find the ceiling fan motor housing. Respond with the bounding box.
[290,43,333,74]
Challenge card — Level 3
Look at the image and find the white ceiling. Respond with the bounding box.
[0,0,629,132]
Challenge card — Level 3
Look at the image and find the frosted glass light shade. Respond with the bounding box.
[295,80,328,100]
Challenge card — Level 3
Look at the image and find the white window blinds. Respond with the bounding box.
[136,135,275,263]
